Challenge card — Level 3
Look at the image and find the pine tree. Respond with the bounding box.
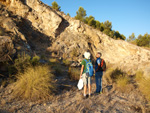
[51,1,61,11]
[75,7,86,21]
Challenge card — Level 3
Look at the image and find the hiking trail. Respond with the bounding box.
[0,65,149,113]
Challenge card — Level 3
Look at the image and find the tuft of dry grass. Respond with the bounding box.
[68,67,80,81]
[12,65,55,101]
[135,71,150,102]
[49,58,58,63]
[135,70,143,82]
[103,68,132,93]
[103,68,125,84]
[116,76,130,92]
[116,76,129,87]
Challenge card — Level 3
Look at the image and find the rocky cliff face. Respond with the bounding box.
[0,0,150,76]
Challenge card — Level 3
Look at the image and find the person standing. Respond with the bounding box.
[95,52,103,94]
[80,52,92,98]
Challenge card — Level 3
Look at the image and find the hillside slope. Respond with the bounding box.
[0,0,150,75]
[0,0,150,113]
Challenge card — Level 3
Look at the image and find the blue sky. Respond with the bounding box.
[41,0,150,39]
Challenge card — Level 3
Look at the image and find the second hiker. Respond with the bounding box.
[95,52,103,94]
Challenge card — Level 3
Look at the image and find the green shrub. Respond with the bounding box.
[14,53,41,73]
[68,67,80,81]
[12,65,55,101]
[30,55,40,66]
[14,53,31,73]
[110,68,125,82]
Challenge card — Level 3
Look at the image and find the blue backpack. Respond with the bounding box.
[84,59,94,77]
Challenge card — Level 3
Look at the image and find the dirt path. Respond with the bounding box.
[0,66,149,113]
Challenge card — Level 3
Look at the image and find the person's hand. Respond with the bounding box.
[80,74,82,79]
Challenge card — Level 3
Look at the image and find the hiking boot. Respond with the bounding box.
[99,91,102,94]
[83,96,88,99]
[82,95,88,99]
[88,94,91,98]
[94,91,99,95]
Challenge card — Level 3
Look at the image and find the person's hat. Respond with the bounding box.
[84,52,91,59]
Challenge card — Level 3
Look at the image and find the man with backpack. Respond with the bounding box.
[80,52,93,99]
[95,52,105,94]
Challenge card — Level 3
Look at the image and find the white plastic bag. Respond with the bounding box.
[77,79,83,90]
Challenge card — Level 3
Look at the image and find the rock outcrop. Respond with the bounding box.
[0,0,150,75]
[0,36,16,62]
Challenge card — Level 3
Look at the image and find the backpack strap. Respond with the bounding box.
[84,59,87,64]
[84,59,91,65]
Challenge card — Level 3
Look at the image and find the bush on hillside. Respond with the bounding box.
[9,53,40,74]
[30,55,40,66]
[116,76,130,92]
[135,71,150,103]
[13,53,31,73]
[12,65,55,101]
[103,68,132,93]
[110,68,125,82]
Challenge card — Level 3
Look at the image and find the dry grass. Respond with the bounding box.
[63,59,71,66]
[103,68,132,92]
[135,71,150,102]
[138,77,150,102]
[116,76,130,92]
[49,58,59,63]
[12,65,55,101]
[103,68,125,84]
[135,70,144,82]
[68,67,80,81]
[116,76,129,87]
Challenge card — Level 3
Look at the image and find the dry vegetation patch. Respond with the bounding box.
[135,71,150,103]
[103,68,132,92]
[68,67,80,81]
[11,65,55,101]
